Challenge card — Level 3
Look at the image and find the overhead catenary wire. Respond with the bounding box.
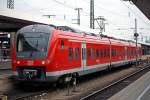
[16,0,150,32]
[82,0,128,18]
[82,0,132,30]
[48,0,90,16]
[21,0,45,14]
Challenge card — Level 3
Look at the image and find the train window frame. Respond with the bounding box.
[68,48,73,61]
[115,49,116,56]
[61,40,64,50]
[91,48,95,59]
[99,49,103,58]
[104,49,106,57]
[96,49,99,58]
[107,48,110,57]
[75,48,80,60]
[112,48,114,57]
[87,48,91,58]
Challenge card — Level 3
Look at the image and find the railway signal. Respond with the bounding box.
[134,18,139,67]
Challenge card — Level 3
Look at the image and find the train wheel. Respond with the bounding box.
[56,74,72,88]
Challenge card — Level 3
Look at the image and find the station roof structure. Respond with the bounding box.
[0,8,100,34]
[127,0,150,20]
[0,8,51,32]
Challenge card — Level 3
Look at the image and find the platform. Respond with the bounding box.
[0,61,11,70]
[109,70,150,100]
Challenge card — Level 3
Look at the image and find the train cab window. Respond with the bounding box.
[92,48,95,58]
[61,40,64,50]
[88,48,91,58]
[68,48,73,60]
[96,49,99,58]
[75,48,80,60]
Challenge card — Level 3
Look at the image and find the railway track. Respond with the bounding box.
[9,65,133,100]
[7,83,56,100]
[80,64,150,100]
[3,63,148,100]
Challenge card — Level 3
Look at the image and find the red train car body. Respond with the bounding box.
[11,24,142,82]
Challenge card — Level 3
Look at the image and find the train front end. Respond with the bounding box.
[12,25,55,82]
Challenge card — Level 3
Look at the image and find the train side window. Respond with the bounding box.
[75,48,80,60]
[92,48,95,58]
[61,40,64,49]
[104,49,106,57]
[96,49,99,58]
[118,50,119,56]
[127,49,129,55]
[112,49,114,57]
[68,48,73,60]
[88,48,91,58]
[135,50,136,55]
[99,49,103,58]
[114,49,116,56]
[107,49,110,57]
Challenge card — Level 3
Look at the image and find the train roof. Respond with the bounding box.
[2,8,140,47]
[48,20,140,45]
[49,21,141,47]
[48,20,99,35]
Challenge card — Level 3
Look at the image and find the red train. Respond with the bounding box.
[11,24,142,82]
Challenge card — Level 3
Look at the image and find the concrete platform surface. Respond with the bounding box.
[109,71,150,100]
[0,61,11,70]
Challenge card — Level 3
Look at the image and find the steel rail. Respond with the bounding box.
[80,64,150,100]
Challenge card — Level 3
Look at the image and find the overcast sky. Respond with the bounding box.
[1,0,150,43]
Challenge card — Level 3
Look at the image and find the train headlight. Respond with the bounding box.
[42,61,45,65]
[17,61,20,64]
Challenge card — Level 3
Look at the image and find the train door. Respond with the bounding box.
[81,43,86,70]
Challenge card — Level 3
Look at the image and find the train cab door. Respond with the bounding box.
[81,43,86,70]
